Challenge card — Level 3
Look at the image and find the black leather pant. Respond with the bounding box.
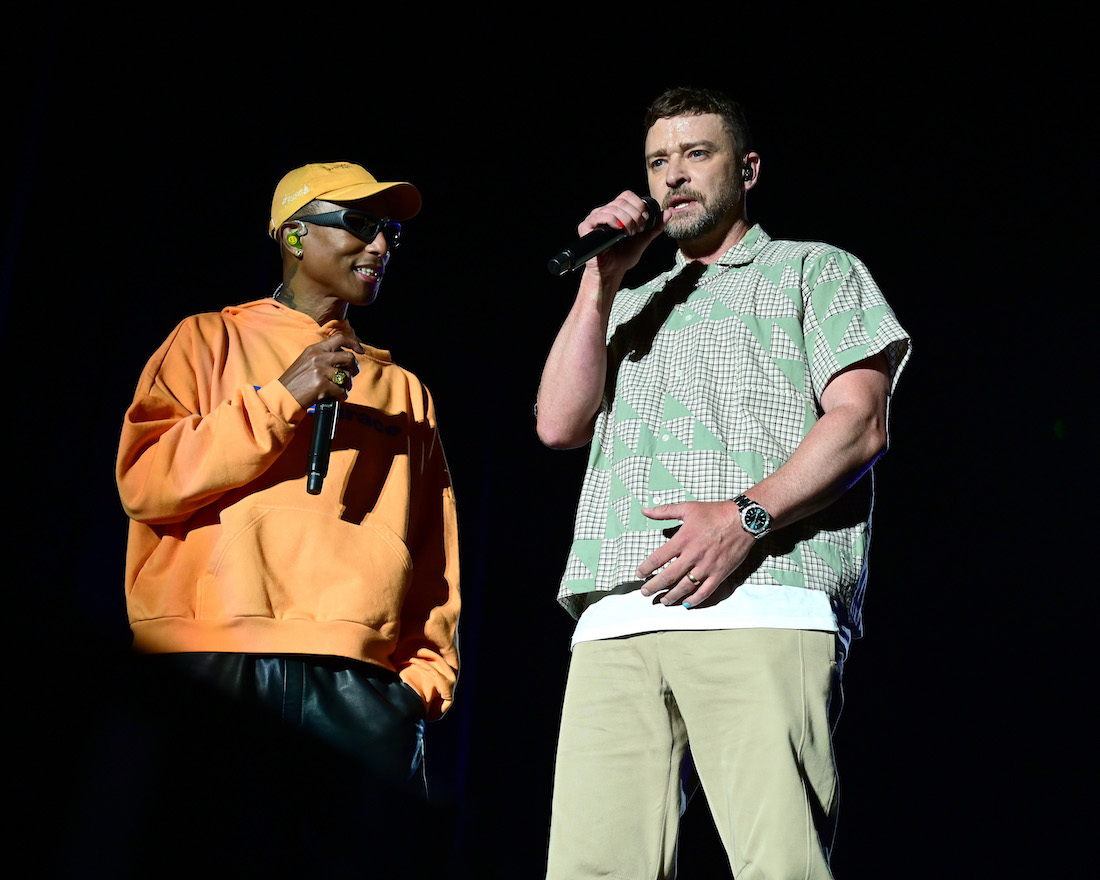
[149,653,427,793]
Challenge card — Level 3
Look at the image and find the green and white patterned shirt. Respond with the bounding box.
[557,225,911,628]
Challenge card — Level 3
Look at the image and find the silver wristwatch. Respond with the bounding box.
[734,494,771,539]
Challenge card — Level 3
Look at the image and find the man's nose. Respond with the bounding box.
[663,155,689,188]
[364,231,389,258]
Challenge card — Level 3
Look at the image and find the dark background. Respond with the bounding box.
[6,12,1088,878]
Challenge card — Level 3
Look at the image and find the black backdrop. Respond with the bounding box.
[6,13,1088,879]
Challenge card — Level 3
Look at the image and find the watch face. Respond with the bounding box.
[744,506,769,533]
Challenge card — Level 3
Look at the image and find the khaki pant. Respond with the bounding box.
[546,629,841,880]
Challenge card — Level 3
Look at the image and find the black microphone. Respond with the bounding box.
[547,196,662,276]
[306,398,339,495]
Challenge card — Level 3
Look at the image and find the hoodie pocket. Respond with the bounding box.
[198,505,413,632]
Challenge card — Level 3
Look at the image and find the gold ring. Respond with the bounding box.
[686,572,701,586]
[332,370,349,387]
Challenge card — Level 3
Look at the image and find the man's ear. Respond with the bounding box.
[280,221,307,255]
[741,152,761,191]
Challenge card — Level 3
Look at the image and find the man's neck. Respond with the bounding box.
[678,216,752,265]
[275,281,350,325]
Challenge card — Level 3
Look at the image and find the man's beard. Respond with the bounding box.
[663,180,741,242]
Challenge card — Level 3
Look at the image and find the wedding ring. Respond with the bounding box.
[686,572,701,586]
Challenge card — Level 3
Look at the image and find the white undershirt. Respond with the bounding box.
[570,583,850,660]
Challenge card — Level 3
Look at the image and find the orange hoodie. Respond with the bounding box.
[116,299,459,719]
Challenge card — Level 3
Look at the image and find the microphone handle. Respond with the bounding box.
[547,227,628,275]
[306,398,339,495]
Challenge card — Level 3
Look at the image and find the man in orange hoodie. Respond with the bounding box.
[116,162,460,793]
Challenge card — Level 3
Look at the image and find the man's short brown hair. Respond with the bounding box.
[643,87,753,158]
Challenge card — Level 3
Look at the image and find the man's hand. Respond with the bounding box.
[580,191,667,279]
[280,332,364,410]
[635,500,755,607]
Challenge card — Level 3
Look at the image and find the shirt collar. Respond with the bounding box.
[672,224,769,271]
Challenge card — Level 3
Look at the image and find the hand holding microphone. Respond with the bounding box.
[278,332,363,494]
[547,194,664,275]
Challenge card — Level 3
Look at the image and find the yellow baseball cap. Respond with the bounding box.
[269,162,422,238]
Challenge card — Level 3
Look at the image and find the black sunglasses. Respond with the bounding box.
[302,210,403,247]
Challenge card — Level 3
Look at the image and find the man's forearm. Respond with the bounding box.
[747,355,890,530]
[536,268,621,449]
[752,406,885,532]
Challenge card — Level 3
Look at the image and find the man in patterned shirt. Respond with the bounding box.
[537,87,911,879]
